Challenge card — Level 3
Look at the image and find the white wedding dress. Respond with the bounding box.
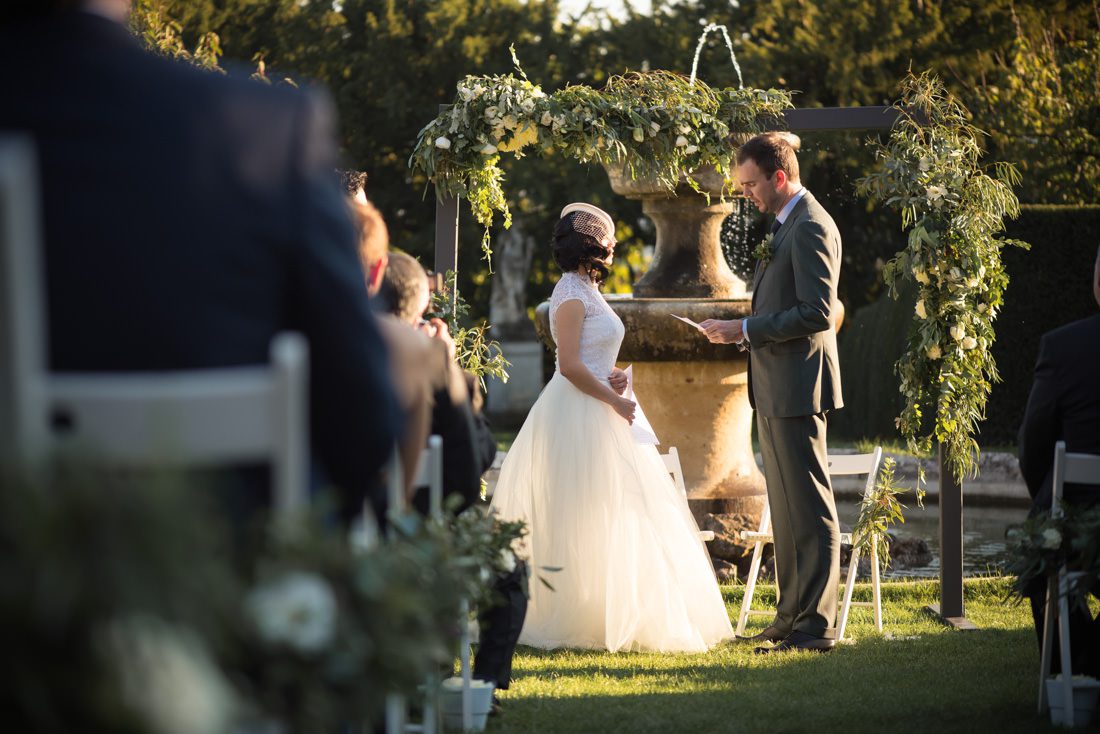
[490,271,735,652]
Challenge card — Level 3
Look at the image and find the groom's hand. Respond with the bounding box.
[608,367,628,395]
[700,319,744,345]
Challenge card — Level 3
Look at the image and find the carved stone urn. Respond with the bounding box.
[535,164,767,527]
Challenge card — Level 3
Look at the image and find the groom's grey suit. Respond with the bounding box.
[744,189,844,639]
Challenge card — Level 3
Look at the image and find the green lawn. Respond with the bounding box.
[485,578,1071,734]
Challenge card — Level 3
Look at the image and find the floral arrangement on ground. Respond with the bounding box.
[409,49,792,261]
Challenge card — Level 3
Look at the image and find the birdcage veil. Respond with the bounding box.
[559,202,615,245]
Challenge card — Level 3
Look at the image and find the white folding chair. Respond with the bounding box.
[385,435,453,734]
[736,447,884,641]
[661,446,715,542]
[0,136,310,518]
[0,135,48,467]
[1037,441,1100,726]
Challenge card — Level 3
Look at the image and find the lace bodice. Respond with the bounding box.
[549,272,625,384]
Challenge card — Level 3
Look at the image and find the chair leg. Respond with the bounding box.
[1038,576,1057,714]
[1058,572,1075,727]
[736,540,765,637]
[870,540,882,632]
[385,694,406,734]
[838,545,860,641]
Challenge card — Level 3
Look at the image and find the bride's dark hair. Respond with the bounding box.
[552,213,611,286]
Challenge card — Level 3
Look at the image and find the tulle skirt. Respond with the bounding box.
[490,372,735,653]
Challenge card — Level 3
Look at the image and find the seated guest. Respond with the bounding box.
[350,198,436,513]
[376,252,493,512]
[0,1,401,526]
[1017,242,1100,677]
[375,252,522,705]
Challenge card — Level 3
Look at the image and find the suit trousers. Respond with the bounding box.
[473,562,528,690]
[757,411,840,638]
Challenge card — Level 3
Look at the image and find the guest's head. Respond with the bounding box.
[377,252,431,325]
[353,198,389,296]
[737,131,801,215]
[553,202,616,285]
[340,169,369,205]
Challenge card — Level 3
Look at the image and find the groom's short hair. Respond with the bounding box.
[737,132,801,181]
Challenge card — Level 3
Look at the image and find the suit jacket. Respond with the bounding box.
[1018,313,1100,514]
[744,190,844,418]
[0,12,402,520]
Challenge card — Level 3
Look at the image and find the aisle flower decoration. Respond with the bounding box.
[1006,504,1100,604]
[410,47,792,262]
[857,72,1029,479]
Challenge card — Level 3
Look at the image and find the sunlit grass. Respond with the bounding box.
[486,578,1066,734]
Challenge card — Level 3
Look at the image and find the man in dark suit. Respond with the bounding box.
[701,132,844,653]
[0,1,401,524]
[1017,243,1100,676]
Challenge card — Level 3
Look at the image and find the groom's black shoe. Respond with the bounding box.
[737,626,788,644]
[753,631,836,654]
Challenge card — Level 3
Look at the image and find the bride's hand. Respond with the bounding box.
[613,396,636,424]
[608,367,628,395]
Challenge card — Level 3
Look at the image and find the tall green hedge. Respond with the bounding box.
[831,205,1100,446]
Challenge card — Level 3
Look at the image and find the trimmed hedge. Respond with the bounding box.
[831,205,1100,446]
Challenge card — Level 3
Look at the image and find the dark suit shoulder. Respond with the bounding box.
[1041,313,1100,356]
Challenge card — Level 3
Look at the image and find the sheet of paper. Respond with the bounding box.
[671,313,706,333]
[624,364,660,445]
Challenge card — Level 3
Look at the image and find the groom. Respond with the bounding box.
[701,132,843,653]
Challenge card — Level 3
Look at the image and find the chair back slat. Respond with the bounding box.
[826,451,881,476]
[1063,452,1100,486]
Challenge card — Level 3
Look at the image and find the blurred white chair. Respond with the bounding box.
[661,446,715,542]
[0,135,310,517]
[45,334,309,516]
[1037,441,1100,727]
[384,435,451,734]
[0,135,48,466]
[736,447,884,641]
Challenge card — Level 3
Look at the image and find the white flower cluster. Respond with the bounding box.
[247,571,338,655]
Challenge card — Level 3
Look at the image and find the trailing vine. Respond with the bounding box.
[857,72,1029,479]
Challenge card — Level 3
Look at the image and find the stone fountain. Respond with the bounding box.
[534,164,767,533]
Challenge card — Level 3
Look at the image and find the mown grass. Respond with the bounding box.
[485,578,1072,734]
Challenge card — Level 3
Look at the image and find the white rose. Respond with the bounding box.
[950,324,965,342]
[483,106,499,121]
[914,268,930,285]
[434,136,452,150]
[498,548,517,573]
[675,135,688,147]
[480,144,498,155]
[541,111,553,126]
[961,336,978,350]
[926,185,947,200]
[926,344,942,360]
[1041,527,1062,550]
[915,299,927,319]
[919,156,933,171]
[685,145,699,154]
[247,572,337,654]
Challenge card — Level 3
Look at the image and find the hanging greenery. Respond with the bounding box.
[852,457,925,571]
[409,48,792,263]
[857,72,1029,480]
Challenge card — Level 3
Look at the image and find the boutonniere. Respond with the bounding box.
[753,233,775,268]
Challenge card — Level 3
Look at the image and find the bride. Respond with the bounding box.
[490,203,735,653]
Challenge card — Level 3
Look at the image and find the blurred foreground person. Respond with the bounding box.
[0,1,401,525]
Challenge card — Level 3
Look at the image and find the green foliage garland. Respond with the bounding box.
[409,50,792,263]
[857,72,1029,479]
[1006,504,1100,605]
[852,457,925,571]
